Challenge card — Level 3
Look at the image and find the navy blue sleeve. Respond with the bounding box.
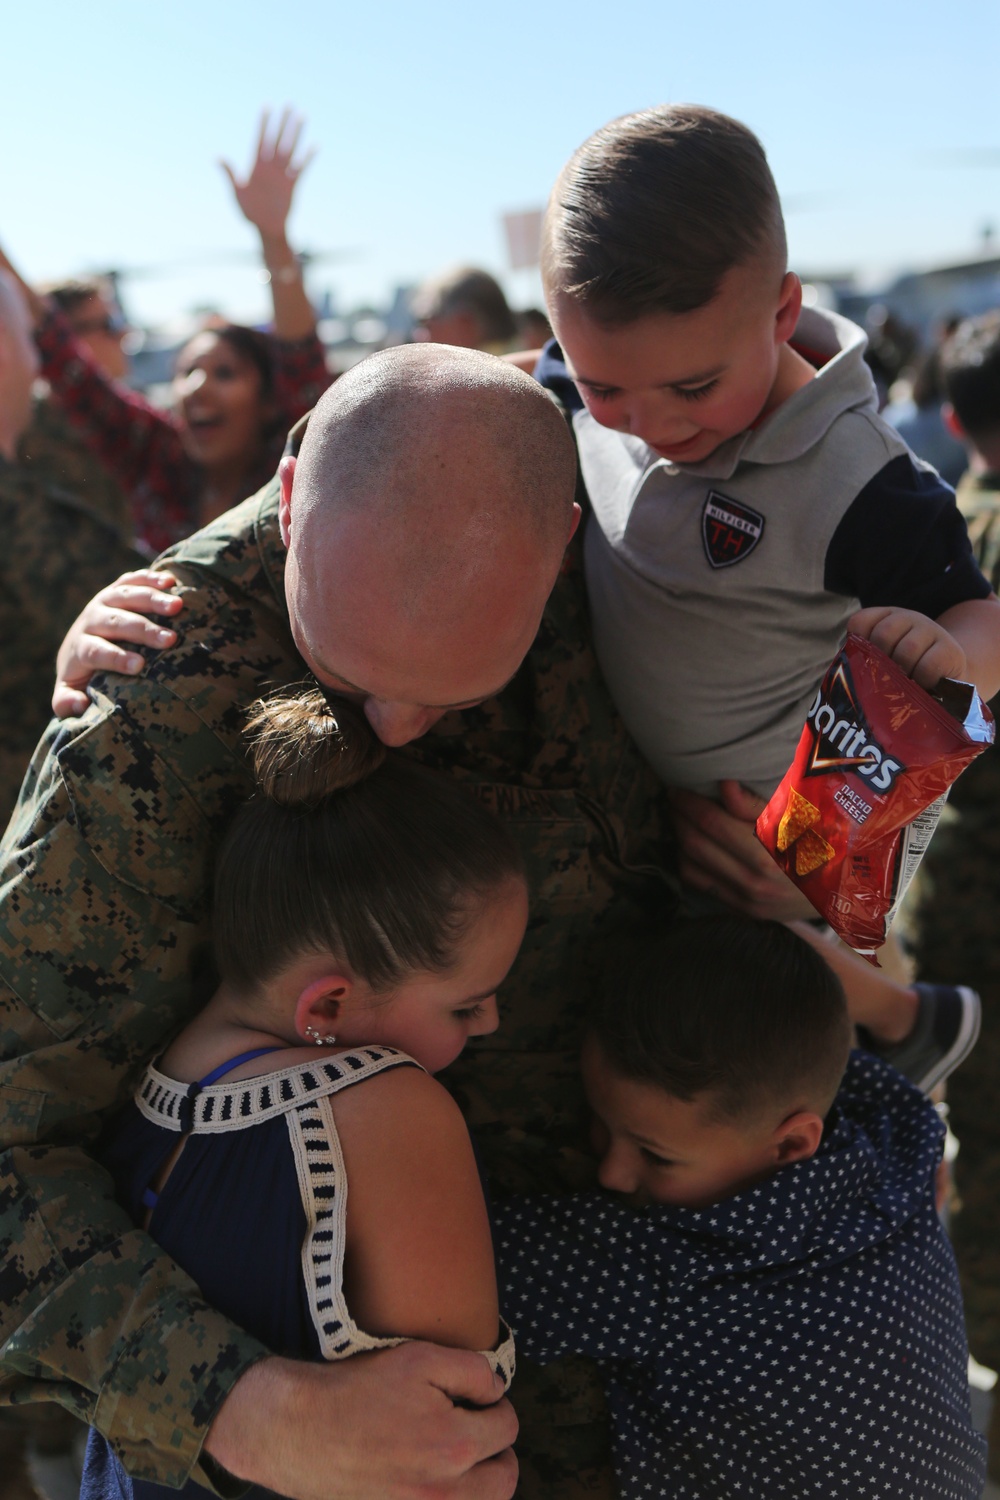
[496,1194,672,1364]
[825,452,992,615]
[533,339,584,414]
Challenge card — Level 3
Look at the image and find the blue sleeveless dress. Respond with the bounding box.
[80,1045,514,1500]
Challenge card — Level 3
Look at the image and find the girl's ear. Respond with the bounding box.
[293,974,351,1044]
[773,1109,824,1167]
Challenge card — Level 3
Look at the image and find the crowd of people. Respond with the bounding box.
[2,100,1000,1500]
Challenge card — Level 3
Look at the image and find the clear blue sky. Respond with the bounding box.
[3,0,999,328]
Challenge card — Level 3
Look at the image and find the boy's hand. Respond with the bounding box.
[847,607,967,692]
[52,570,183,718]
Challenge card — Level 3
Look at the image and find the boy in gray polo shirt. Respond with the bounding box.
[538,104,1000,798]
[535,103,1000,1081]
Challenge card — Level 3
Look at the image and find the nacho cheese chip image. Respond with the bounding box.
[795,828,836,877]
[777,788,821,851]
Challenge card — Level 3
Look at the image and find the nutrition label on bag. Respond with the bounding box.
[887,793,949,925]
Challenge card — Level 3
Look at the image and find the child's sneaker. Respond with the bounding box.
[866,984,981,1093]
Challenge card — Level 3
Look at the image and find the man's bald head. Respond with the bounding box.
[280,343,579,746]
[292,340,575,564]
[0,271,38,458]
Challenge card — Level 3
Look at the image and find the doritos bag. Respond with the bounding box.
[756,633,995,962]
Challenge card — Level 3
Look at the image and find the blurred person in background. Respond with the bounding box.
[45,277,131,380]
[502,307,554,377]
[0,110,331,557]
[884,320,968,489]
[910,308,1000,1482]
[17,276,132,535]
[411,265,517,352]
[944,312,1000,518]
[517,306,552,350]
[863,305,918,408]
[0,269,141,826]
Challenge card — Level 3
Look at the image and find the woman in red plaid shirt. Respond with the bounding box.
[1,110,331,557]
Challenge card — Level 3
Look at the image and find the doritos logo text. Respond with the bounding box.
[803,657,904,794]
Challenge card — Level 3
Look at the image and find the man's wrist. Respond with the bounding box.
[89,1286,269,1490]
[203,1355,303,1485]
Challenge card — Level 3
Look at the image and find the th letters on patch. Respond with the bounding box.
[701,492,765,568]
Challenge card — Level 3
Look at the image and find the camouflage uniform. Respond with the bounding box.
[0,465,678,1495]
[910,468,1000,1465]
[17,394,133,541]
[0,454,142,829]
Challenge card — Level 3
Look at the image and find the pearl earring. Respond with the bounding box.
[305,1024,337,1046]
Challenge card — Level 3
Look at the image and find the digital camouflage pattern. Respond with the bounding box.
[910,468,1000,1472]
[0,454,141,829]
[0,457,679,1495]
[17,394,133,540]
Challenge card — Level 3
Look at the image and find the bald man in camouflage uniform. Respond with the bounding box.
[0,348,676,1499]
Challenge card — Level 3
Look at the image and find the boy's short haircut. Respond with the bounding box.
[590,915,851,1121]
[542,104,786,324]
[941,310,1000,442]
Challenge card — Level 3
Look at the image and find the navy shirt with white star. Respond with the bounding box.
[497,1052,985,1498]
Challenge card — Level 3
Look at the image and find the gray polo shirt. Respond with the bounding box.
[559,308,989,798]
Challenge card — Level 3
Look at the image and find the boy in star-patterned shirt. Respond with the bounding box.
[497,916,986,1499]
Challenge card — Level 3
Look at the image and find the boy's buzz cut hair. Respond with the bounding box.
[590,915,851,1122]
[542,103,787,324]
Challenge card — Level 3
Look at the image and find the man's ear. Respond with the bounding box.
[942,402,968,443]
[278,455,297,549]
[774,272,803,346]
[773,1109,824,1167]
[293,973,351,1044]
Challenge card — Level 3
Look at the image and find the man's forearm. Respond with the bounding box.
[0,689,265,1486]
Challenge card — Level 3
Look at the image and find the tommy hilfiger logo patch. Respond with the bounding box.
[701,492,765,568]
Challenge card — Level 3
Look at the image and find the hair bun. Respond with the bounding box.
[245,687,386,807]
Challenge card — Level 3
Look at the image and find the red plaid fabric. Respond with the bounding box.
[36,308,332,556]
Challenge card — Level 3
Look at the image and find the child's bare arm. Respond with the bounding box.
[848,598,1000,699]
[336,1067,500,1352]
[936,595,1000,699]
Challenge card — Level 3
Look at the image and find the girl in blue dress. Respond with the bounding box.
[81,686,526,1500]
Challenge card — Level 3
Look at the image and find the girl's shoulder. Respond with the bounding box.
[329,1058,465,1145]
